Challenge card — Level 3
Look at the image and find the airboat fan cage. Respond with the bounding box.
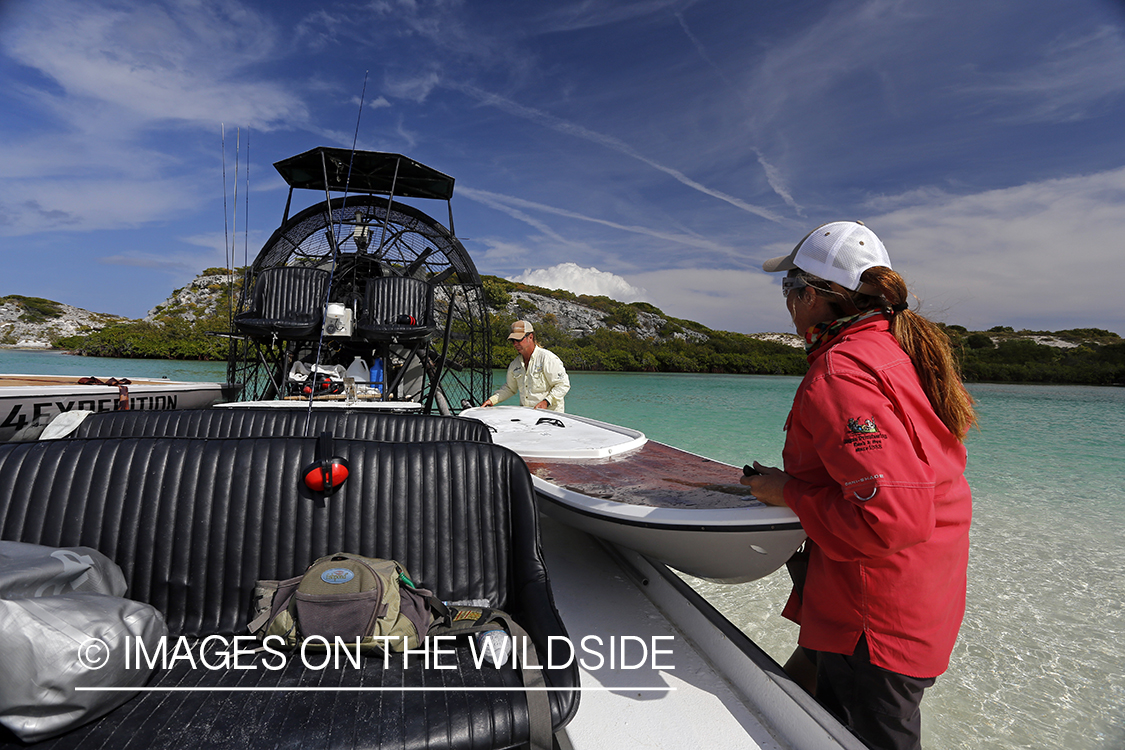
[226,150,492,414]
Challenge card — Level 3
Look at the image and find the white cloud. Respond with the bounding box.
[867,165,1125,332]
[961,25,1125,123]
[384,68,442,103]
[623,166,1125,336]
[2,0,306,131]
[452,84,788,223]
[532,0,690,35]
[628,268,790,334]
[0,175,201,235]
[509,263,650,303]
[0,0,309,236]
[459,186,739,255]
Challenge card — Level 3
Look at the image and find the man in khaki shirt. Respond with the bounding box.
[482,320,570,412]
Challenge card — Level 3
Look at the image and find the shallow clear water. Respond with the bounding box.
[4,352,1123,749]
[0,350,230,383]
[566,372,1125,750]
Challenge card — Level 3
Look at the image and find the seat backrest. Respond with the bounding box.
[361,276,433,328]
[250,266,329,322]
[69,408,494,443]
[0,438,538,638]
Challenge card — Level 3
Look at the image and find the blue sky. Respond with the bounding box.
[2,0,1124,336]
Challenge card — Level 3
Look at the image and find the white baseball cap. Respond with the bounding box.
[763,221,890,294]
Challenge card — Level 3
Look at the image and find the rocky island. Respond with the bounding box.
[3,271,1122,386]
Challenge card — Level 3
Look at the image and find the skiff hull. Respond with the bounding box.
[460,406,806,583]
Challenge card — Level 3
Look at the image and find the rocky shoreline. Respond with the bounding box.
[1,298,125,350]
[3,277,1116,355]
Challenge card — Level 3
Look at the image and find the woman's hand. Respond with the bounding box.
[740,461,791,507]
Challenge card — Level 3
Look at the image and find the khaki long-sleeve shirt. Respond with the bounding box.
[490,346,570,412]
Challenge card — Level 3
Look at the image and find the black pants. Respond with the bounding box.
[810,636,936,750]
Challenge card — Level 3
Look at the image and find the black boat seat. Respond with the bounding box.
[67,407,493,443]
[0,437,577,750]
[356,276,436,342]
[233,266,330,340]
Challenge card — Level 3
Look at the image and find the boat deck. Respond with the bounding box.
[540,515,787,749]
[0,374,179,387]
[527,440,756,510]
[542,513,863,750]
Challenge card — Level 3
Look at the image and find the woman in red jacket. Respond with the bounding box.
[744,221,976,750]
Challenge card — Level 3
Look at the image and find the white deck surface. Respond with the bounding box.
[539,515,784,750]
[461,406,647,459]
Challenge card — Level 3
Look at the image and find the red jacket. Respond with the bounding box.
[781,314,971,678]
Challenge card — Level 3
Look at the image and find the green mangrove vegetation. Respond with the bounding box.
[27,271,1125,385]
[53,269,241,361]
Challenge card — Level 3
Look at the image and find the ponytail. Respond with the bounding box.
[859,267,978,440]
[792,266,978,440]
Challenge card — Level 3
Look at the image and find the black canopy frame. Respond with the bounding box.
[225,149,491,413]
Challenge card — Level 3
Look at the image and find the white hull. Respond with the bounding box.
[0,374,231,441]
[461,406,806,583]
[541,514,861,749]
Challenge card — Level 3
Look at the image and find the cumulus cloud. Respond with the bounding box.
[508,263,650,303]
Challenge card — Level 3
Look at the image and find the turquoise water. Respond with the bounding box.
[3,351,1123,749]
[566,372,1125,750]
[0,350,230,383]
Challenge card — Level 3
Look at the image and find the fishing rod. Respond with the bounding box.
[221,124,232,331]
[243,130,250,272]
[231,127,240,333]
[305,72,370,432]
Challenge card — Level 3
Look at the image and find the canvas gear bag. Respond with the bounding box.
[248,552,555,750]
[248,553,433,652]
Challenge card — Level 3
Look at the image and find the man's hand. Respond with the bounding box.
[533,400,549,409]
[482,399,494,407]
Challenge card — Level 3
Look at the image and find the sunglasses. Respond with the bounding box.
[782,276,809,298]
[510,335,529,344]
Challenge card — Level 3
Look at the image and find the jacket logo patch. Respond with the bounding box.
[844,417,886,453]
[847,417,879,434]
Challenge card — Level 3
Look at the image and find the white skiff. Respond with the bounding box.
[460,406,806,583]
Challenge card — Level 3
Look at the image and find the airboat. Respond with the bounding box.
[220,147,804,585]
[207,147,847,746]
[224,146,492,413]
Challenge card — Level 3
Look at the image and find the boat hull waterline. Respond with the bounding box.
[460,406,806,583]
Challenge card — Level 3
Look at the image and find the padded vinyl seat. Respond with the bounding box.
[0,437,577,750]
[68,407,493,443]
[233,266,330,339]
[356,276,436,342]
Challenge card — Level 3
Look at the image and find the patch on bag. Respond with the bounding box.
[844,417,886,453]
[320,568,355,585]
[452,609,482,622]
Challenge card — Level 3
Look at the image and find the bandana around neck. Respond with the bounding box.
[803,309,884,354]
